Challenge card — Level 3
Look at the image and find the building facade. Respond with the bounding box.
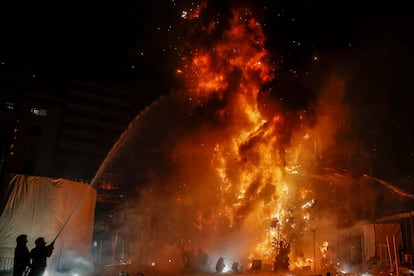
[0,75,154,266]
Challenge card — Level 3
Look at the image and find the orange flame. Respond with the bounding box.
[173,6,319,265]
[180,8,274,103]
[129,4,354,274]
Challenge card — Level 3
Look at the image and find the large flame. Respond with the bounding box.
[142,5,328,271]
[99,2,393,275]
[172,5,316,259]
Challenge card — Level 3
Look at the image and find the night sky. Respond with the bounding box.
[1,0,413,192]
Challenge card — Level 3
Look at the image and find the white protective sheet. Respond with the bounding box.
[0,174,96,262]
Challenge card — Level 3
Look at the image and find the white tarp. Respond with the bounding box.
[0,174,96,266]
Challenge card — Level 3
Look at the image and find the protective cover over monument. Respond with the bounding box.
[0,174,96,272]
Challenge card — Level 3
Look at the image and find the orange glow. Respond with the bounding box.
[187,2,207,20]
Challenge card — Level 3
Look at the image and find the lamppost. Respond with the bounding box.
[312,228,316,276]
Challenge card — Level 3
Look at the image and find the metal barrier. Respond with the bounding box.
[0,256,61,273]
[0,257,13,271]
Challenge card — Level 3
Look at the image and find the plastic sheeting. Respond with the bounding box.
[363,223,402,261]
[0,174,96,263]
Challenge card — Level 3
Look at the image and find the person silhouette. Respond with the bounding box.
[215,256,225,273]
[28,237,54,276]
[13,234,30,276]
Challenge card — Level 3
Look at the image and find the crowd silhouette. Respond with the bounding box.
[13,235,54,276]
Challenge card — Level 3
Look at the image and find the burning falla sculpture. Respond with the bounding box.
[93,4,410,275]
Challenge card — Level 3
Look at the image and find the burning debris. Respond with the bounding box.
[272,236,291,272]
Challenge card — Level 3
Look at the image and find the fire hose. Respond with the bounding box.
[52,182,94,243]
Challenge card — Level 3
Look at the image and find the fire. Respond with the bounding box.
[112,2,362,275]
[173,4,319,268]
[179,8,274,104]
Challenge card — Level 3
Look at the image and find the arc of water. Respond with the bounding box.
[363,174,414,199]
[54,96,166,242]
[90,96,165,187]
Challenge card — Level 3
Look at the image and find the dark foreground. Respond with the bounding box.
[92,264,414,276]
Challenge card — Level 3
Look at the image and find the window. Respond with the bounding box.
[30,107,47,117]
[3,101,15,110]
